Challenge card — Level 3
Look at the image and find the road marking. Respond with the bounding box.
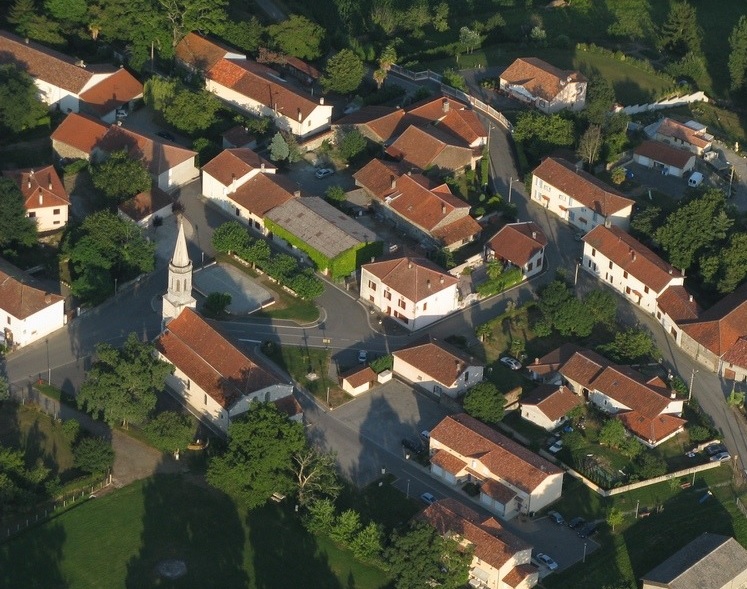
[238,339,262,343]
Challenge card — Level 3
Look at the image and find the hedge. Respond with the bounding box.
[475,267,524,297]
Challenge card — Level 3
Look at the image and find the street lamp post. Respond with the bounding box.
[508,177,515,203]
[406,479,410,498]
[688,368,699,402]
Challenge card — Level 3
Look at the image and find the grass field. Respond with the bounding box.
[0,475,391,589]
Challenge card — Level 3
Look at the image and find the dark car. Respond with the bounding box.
[156,130,176,142]
[705,443,727,456]
[568,516,586,530]
[548,511,565,526]
[578,522,598,538]
[401,438,425,455]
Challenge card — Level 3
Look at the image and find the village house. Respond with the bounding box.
[360,257,459,330]
[0,259,65,348]
[354,159,481,251]
[175,33,332,138]
[581,224,688,316]
[647,117,713,156]
[0,30,143,122]
[51,113,199,191]
[484,222,547,280]
[420,498,538,589]
[499,57,587,113]
[117,188,174,227]
[339,365,377,397]
[633,140,696,178]
[3,166,69,232]
[429,413,564,519]
[392,339,483,398]
[531,157,634,232]
[520,384,583,431]
[384,125,479,174]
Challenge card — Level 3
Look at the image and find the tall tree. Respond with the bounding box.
[0,178,37,250]
[156,0,228,48]
[268,15,325,60]
[658,1,702,58]
[577,125,603,167]
[584,74,616,125]
[715,233,747,294]
[0,65,47,136]
[607,0,655,42]
[73,437,115,474]
[728,16,747,91]
[292,448,342,506]
[143,411,195,453]
[78,333,172,429]
[513,112,575,161]
[374,44,397,88]
[207,402,306,508]
[463,382,506,424]
[90,150,152,205]
[598,328,659,364]
[321,49,364,94]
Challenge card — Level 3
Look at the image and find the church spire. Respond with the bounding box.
[162,219,196,324]
[172,221,190,268]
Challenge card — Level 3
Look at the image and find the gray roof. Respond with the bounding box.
[642,533,747,589]
[266,197,379,259]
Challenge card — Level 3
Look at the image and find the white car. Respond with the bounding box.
[710,451,731,462]
[536,553,558,571]
[500,356,522,370]
[549,440,563,454]
[315,168,334,179]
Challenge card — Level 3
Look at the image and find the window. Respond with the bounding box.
[186,379,190,390]
[369,295,374,303]
[625,286,631,295]
[53,208,60,215]
[235,207,240,216]
[422,302,428,311]
[28,212,36,218]
[527,262,533,271]
[609,261,613,270]
[368,280,376,291]
[623,271,628,279]
[6,316,9,325]
[53,221,60,225]
[384,290,391,300]
[204,394,207,405]
[568,211,575,220]
[464,371,469,382]
[398,299,406,309]
[644,286,649,294]
[591,248,596,257]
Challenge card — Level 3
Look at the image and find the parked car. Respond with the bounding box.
[420,492,436,505]
[577,522,598,538]
[500,356,522,370]
[710,451,731,462]
[535,553,558,571]
[358,350,368,363]
[568,516,586,530]
[547,511,565,526]
[549,440,563,454]
[705,443,727,456]
[156,130,176,142]
[315,168,334,179]
[402,438,425,455]
[115,108,128,118]
[420,430,431,441]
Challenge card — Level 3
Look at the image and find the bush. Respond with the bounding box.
[476,268,523,297]
[442,68,467,92]
[369,354,393,373]
[688,425,711,443]
[73,437,114,475]
[62,159,88,176]
[61,419,81,445]
[204,292,232,316]
[143,411,195,453]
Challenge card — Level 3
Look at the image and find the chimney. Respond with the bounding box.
[48,174,52,190]
[441,204,446,215]
[38,188,43,205]
[391,177,396,190]
[427,279,431,289]
[668,269,672,275]
[25,38,29,44]
[260,163,265,171]
[294,189,301,197]
[231,173,236,187]
[632,253,636,261]
[298,108,302,122]
[670,390,676,399]
[320,97,324,105]
[439,275,444,284]
[442,98,450,113]
[44,293,51,303]
[689,294,693,302]
[532,231,537,239]
[408,261,413,269]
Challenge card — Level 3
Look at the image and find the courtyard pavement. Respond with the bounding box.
[193,264,273,315]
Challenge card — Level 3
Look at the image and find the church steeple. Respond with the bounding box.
[162,220,196,323]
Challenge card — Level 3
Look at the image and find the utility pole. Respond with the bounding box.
[688,368,699,402]
[508,177,515,203]
[635,500,640,519]
[574,262,580,286]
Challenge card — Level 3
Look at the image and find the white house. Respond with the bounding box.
[175,33,332,138]
[581,224,687,316]
[0,261,65,348]
[633,140,696,178]
[647,117,713,156]
[201,148,275,201]
[429,413,564,519]
[499,57,587,113]
[3,166,69,232]
[531,157,634,232]
[339,366,377,397]
[360,257,459,330]
[421,498,538,589]
[484,222,547,279]
[392,339,483,398]
[0,30,143,122]
[520,384,582,431]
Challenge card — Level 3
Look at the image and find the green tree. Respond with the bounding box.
[728,389,745,408]
[378,44,397,72]
[598,328,658,364]
[222,17,264,53]
[268,15,324,60]
[658,1,703,58]
[292,448,342,506]
[78,333,172,429]
[163,88,221,134]
[212,221,251,254]
[599,419,627,449]
[155,0,227,48]
[563,430,585,451]
[729,16,747,91]
[607,0,655,42]
[475,323,493,342]
[204,292,232,316]
[269,132,290,162]
[143,411,195,453]
[611,167,626,186]
[584,289,617,326]
[143,76,178,111]
[442,68,467,91]
[386,521,472,589]
[330,509,361,547]
[61,419,81,444]
[91,150,152,205]
[73,437,114,475]
[553,297,595,337]
[630,205,663,240]
[577,125,603,167]
[458,26,482,54]
[0,376,9,403]
[607,507,624,532]
[304,497,336,535]
[634,453,666,478]
[584,74,617,126]
[324,185,346,203]
[688,425,711,443]
[44,0,88,23]
[351,522,384,563]
[538,280,572,319]
[0,65,47,136]
[336,128,367,162]
[321,49,364,94]
[206,402,306,508]
[514,112,575,161]
[463,382,506,424]
[0,178,37,250]
[655,189,733,271]
[620,437,643,459]
[433,2,449,32]
[716,233,747,294]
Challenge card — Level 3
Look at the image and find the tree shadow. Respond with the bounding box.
[0,518,68,589]
[125,473,249,588]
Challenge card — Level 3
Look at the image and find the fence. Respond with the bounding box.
[390,64,513,132]
[620,91,710,115]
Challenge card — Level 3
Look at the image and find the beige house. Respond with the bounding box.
[429,414,564,519]
[642,533,747,589]
[520,384,582,431]
[3,166,69,232]
[484,222,547,280]
[340,366,377,396]
[392,339,483,398]
[531,157,634,233]
[360,257,459,331]
[421,498,538,589]
[648,117,713,155]
[500,58,587,113]
[633,140,696,178]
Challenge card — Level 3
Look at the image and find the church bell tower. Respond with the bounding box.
[162,221,196,323]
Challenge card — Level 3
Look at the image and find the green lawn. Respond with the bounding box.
[0,475,391,589]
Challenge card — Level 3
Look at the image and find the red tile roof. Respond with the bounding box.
[78,67,143,115]
[481,478,518,503]
[221,125,257,148]
[583,224,683,293]
[363,257,458,303]
[487,222,547,268]
[681,283,747,356]
[230,173,300,217]
[273,394,303,419]
[0,264,63,319]
[528,342,584,377]
[118,188,173,222]
[155,308,281,409]
[98,126,197,176]
[502,564,537,588]
[420,498,530,571]
[521,384,582,421]
[501,57,586,102]
[201,148,274,186]
[175,32,242,71]
[558,349,608,389]
[394,339,480,388]
[385,125,473,171]
[431,215,483,247]
[618,411,686,444]
[385,174,468,231]
[3,166,69,210]
[655,118,710,150]
[657,285,701,322]
[51,112,109,154]
[430,413,562,493]
[591,366,671,419]
[353,159,410,198]
[533,157,634,216]
[437,106,486,146]
[723,337,747,368]
[430,450,467,475]
[284,55,320,79]
[340,365,376,388]
[635,140,694,170]
[336,106,405,142]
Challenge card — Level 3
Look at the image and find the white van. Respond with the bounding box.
[688,171,704,187]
